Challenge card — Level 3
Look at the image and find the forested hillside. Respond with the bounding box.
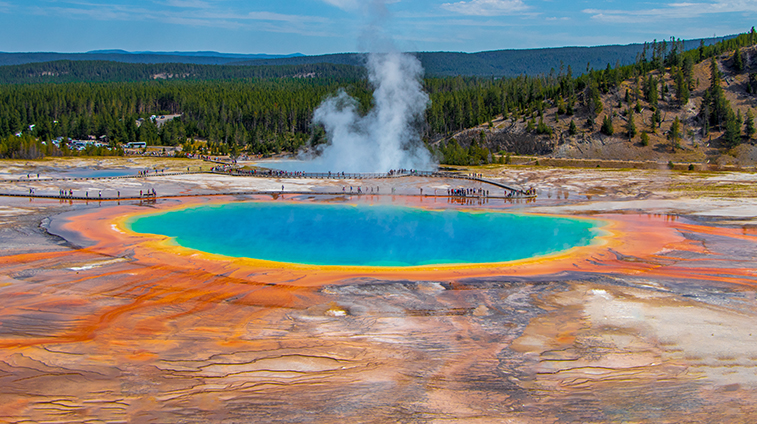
[1,29,755,164]
[0,61,364,84]
[0,78,373,157]
[0,51,301,67]
[238,36,731,78]
[1,35,733,79]
[433,29,757,166]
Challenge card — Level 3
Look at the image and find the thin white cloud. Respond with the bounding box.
[320,0,360,11]
[584,1,757,23]
[30,3,334,36]
[416,17,535,28]
[440,0,530,16]
[163,0,212,8]
[244,11,329,23]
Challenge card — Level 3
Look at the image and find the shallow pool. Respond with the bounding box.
[127,202,604,267]
[56,168,136,178]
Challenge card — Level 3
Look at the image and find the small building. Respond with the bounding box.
[155,114,182,128]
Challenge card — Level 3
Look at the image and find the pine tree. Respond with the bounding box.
[682,55,695,90]
[651,108,662,132]
[733,48,744,73]
[745,109,756,139]
[723,109,741,148]
[585,79,603,117]
[626,109,637,139]
[675,68,690,107]
[568,119,578,135]
[526,118,536,132]
[708,58,730,130]
[669,116,681,151]
[601,115,614,135]
[644,75,658,105]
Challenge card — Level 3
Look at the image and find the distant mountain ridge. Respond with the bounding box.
[86,50,305,60]
[0,34,736,78]
[0,51,303,67]
[236,36,734,77]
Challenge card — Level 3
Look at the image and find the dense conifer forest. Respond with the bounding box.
[0,61,364,84]
[1,28,755,162]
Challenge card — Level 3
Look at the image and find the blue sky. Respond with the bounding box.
[0,0,754,54]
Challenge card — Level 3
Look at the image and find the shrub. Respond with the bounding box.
[601,115,614,136]
[640,132,650,146]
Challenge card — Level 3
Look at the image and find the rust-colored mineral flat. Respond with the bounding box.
[1,189,756,422]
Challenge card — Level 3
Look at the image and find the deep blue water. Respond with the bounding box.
[127,202,603,267]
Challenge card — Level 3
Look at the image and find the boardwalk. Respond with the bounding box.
[0,169,537,201]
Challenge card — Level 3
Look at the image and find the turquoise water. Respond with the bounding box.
[57,168,136,178]
[127,202,603,267]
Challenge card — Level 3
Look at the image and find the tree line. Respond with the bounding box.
[0,61,364,84]
[1,28,756,162]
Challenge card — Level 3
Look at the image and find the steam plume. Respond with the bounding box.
[298,51,435,173]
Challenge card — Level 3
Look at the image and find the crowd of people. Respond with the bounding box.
[505,188,536,198]
[210,164,235,173]
[18,164,538,201]
[138,168,167,177]
[388,169,422,176]
[448,187,490,197]
[49,188,150,199]
[341,186,381,194]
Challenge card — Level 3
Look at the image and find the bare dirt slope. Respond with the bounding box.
[454,46,757,166]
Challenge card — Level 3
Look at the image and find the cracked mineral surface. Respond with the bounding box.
[1,159,756,423]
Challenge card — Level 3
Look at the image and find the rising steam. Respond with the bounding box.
[297,51,436,173]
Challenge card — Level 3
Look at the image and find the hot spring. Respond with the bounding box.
[126,202,604,267]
